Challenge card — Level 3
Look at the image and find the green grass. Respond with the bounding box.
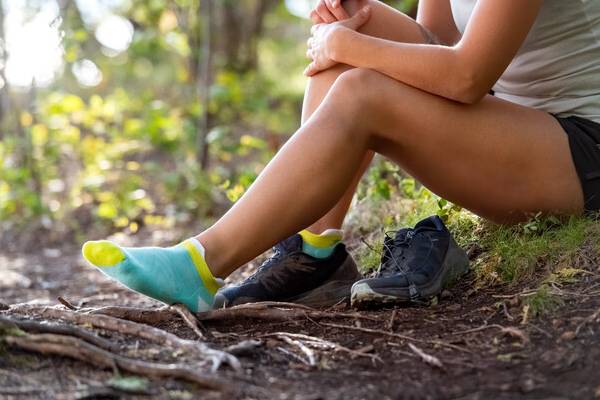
[347,179,597,289]
[524,284,564,318]
[476,215,591,284]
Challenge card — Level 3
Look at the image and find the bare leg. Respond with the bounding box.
[301,0,428,232]
[197,64,583,278]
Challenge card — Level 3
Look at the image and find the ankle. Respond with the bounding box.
[193,232,231,279]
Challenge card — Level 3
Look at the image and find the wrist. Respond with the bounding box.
[327,27,353,63]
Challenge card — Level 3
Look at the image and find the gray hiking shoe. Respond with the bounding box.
[351,215,469,308]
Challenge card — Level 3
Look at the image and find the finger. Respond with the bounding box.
[316,2,336,23]
[344,5,371,31]
[309,10,324,24]
[306,48,314,60]
[306,37,314,47]
[310,24,321,35]
[325,0,349,20]
[304,62,317,76]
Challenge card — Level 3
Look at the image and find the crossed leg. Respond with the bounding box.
[196,2,584,278]
[302,0,429,233]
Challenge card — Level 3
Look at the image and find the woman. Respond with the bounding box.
[82,0,600,312]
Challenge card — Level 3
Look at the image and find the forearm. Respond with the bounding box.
[330,28,481,103]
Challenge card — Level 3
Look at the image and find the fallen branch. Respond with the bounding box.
[320,322,471,353]
[3,333,229,391]
[0,315,119,352]
[8,305,240,371]
[408,343,444,368]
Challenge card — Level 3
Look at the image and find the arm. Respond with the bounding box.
[417,0,461,46]
[328,0,543,104]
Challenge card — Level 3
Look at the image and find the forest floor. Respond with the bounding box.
[2,218,600,400]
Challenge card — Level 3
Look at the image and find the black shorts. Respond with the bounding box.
[554,115,600,212]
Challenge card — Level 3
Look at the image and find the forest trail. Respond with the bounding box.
[1,242,599,400]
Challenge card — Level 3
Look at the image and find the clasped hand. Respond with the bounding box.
[304,1,371,76]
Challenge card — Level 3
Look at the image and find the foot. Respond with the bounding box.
[351,215,469,308]
[82,239,221,312]
[213,234,363,308]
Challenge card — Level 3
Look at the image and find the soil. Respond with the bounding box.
[1,237,599,400]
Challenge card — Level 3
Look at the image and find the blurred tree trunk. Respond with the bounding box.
[197,0,214,169]
[220,0,278,72]
[0,0,7,135]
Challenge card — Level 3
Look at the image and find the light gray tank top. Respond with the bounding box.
[450,0,600,123]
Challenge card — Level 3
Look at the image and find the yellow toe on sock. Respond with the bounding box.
[82,240,125,267]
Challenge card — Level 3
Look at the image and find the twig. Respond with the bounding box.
[387,309,397,331]
[575,307,600,336]
[320,322,471,353]
[280,335,316,366]
[57,296,78,310]
[261,332,382,363]
[0,315,119,352]
[3,333,229,391]
[171,304,205,339]
[453,324,530,343]
[408,343,444,368]
[225,340,263,356]
[277,346,310,365]
[8,305,240,371]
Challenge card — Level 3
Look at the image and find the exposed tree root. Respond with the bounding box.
[7,304,240,372]
[3,333,230,392]
[171,304,206,339]
[197,302,380,323]
[0,315,120,352]
[261,332,382,363]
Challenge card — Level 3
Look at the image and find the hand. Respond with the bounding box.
[305,5,371,76]
[310,0,349,24]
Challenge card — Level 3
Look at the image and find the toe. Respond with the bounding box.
[82,240,126,267]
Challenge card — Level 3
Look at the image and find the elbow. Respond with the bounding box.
[450,69,489,105]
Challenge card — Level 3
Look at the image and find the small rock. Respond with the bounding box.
[560,331,576,341]
[440,290,453,300]
[552,319,565,329]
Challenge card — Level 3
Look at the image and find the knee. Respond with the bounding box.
[330,68,384,110]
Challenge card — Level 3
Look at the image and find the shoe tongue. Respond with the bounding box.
[414,215,446,232]
[274,234,303,254]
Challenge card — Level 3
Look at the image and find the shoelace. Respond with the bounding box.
[379,229,422,302]
[245,246,284,283]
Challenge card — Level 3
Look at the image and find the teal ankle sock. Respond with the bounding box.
[298,229,343,259]
[82,238,220,312]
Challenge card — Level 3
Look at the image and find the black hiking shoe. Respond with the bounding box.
[350,215,469,308]
[213,234,362,308]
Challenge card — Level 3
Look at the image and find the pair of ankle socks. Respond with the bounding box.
[299,229,344,259]
[82,238,220,313]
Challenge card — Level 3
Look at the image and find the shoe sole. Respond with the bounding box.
[350,238,469,308]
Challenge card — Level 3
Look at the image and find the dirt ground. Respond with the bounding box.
[1,237,600,400]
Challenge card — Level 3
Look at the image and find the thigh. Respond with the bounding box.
[361,73,584,223]
[302,0,427,122]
